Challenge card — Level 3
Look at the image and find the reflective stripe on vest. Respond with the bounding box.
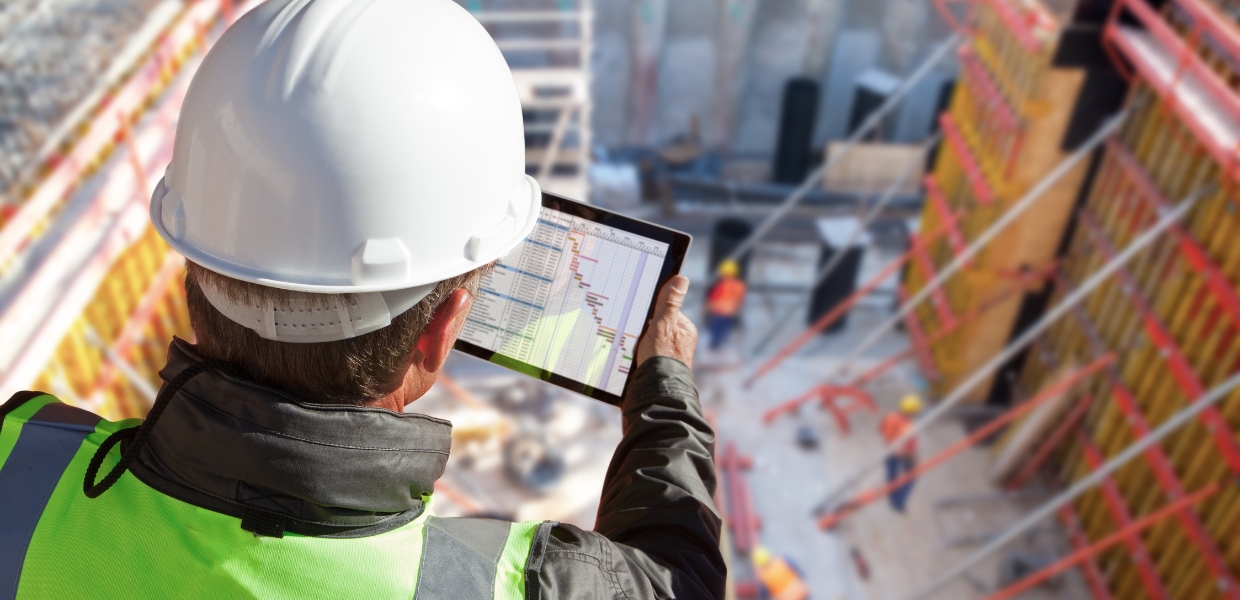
[0,397,100,599]
[0,394,544,599]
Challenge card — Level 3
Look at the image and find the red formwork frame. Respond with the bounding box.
[910,231,960,329]
[1077,209,1240,472]
[1077,432,1172,600]
[978,0,1052,52]
[924,176,970,264]
[993,483,1218,600]
[1108,139,1240,328]
[956,46,1020,131]
[1059,506,1117,600]
[1172,0,1240,62]
[940,114,997,206]
[1061,299,1240,599]
[955,45,1027,179]
[764,264,1057,425]
[1005,391,1092,490]
[898,286,941,380]
[920,174,972,332]
[911,177,969,330]
[1103,0,1240,182]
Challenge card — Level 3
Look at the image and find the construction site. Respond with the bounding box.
[3,0,1240,598]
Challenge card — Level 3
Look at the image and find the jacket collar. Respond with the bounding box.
[131,338,452,537]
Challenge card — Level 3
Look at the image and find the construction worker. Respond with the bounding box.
[752,546,810,600]
[706,258,747,349]
[0,1,723,597]
[880,394,923,512]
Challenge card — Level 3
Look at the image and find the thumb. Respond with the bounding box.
[653,275,689,320]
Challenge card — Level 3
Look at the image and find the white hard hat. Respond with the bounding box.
[151,0,539,342]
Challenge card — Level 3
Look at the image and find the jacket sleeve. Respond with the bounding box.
[527,357,726,600]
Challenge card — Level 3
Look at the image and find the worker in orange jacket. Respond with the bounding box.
[706,259,746,350]
[752,546,809,600]
[880,394,922,512]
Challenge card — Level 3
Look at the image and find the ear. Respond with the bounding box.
[413,288,473,375]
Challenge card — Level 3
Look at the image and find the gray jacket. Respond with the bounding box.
[531,356,725,599]
[105,340,725,599]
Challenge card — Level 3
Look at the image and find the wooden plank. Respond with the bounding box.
[821,142,925,196]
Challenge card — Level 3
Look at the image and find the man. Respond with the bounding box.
[0,0,724,597]
[751,546,809,600]
[705,259,746,350]
[880,394,922,513]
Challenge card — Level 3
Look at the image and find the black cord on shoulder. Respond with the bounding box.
[84,360,238,499]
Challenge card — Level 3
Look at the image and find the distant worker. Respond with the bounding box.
[0,1,723,598]
[706,258,747,349]
[752,546,810,600]
[880,394,923,512]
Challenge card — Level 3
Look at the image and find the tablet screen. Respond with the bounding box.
[455,193,690,404]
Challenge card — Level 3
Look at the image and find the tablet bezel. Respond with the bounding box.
[453,191,692,406]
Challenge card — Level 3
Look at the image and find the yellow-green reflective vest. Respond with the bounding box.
[0,394,544,599]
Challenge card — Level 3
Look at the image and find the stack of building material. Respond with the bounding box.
[902,0,1100,404]
[1005,0,1240,597]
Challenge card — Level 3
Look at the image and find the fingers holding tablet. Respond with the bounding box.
[636,275,697,369]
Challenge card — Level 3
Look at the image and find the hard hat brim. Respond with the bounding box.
[151,174,542,294]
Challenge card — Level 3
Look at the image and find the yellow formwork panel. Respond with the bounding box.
[30,225,192,422]
[1021,77,1240,600]
[903,0,1096,404]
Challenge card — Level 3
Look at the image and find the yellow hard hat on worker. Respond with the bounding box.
[717,259,740,278]
[751,546,773,567]
[900,394,923,414]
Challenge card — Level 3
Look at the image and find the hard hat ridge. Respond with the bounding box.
[153,0,535,293]
[152,0,539,341]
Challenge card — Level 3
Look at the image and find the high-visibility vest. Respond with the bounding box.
[880,412,917,456]
[756,557,809,600]
[0,394,542,599]
[707,277,746,317]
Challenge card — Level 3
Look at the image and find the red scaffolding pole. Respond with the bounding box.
[764,263,1057,425]
[1108,138,1240,328]
[815,354,1114,530]
[1062,301,1240,599]
[1078,432,1172,600]
[989,483,1218,600]
[1078,208,1240,472]
[745,213,965,387]
[1059,506,1116,600]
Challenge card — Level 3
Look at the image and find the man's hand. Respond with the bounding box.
[636,275,697,368]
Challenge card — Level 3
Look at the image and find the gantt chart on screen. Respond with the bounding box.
[460,209,668,395]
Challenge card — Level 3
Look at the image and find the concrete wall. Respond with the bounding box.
[466,0,955,155]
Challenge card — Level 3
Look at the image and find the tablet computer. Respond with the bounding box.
[454,191,691,405]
